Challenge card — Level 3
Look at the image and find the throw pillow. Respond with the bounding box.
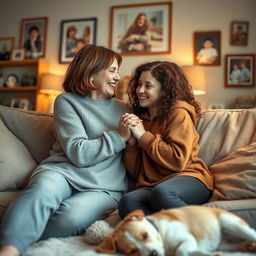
[209,141,256,201]
[0,119,37,191]
[0,105,55,163]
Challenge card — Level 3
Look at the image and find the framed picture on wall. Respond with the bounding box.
[230,21,249,46]
[59,18,97,64]
[194,31,221,66]
[225,54,255,88]
[110,2,172,56]
[20,17,48,59]
[0,37,14,61]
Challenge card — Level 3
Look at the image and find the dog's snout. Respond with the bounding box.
[150,250,158,256]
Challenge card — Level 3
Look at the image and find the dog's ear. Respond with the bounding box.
[96,231,118,254]
[125,209,145,221]
[96,210,145,253]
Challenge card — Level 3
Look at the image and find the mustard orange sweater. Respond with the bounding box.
[124,101,214,190]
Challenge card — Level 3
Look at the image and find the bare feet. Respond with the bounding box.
[0,245,19,256]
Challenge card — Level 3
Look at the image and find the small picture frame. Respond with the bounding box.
[12,49,25,60]
[225,54,255,88]
[0,37,14,61]
[20,17,48,59]
[10,97,30,110]
[59,18,97,64]
[110,2,172,56]
[194,31,221,66]
[230,21,249,46]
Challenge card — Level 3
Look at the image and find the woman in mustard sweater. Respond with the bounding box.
[118,61,214,218]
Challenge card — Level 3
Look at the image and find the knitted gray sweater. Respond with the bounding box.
[33,93,129,201]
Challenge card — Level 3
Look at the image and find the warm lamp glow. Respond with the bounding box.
[182,65,206,95]
[40,73,64,113]
[40,73,64,94]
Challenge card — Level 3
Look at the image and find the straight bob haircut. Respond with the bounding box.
[63,44,122,95]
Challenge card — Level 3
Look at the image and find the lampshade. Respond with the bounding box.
[182,65,206,95]
[40,73,64,113]
[40,73,64,95]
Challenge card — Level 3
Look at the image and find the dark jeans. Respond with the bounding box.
[118,176,212,219]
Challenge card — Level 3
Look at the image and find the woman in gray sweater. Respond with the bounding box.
[0,44,131,256]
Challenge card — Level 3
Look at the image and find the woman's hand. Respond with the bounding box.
[120,113,145,140]
[130,121,146,140]
[118,119,131,143]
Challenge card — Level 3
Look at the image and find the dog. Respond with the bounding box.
[96,206,256,256]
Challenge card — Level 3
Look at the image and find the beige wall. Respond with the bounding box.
[0,0,255,108]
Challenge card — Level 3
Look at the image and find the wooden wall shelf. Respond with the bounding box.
[0,59,49,111]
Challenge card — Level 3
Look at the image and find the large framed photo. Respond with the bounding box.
[225,54,255,88]
[194,31,221,66]
[110,2,172,56]
[0,37,14,61]
[20,17,48,59]
[59,18,97,64]
[230,21,249,46]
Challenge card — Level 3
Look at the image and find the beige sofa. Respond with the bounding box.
[1,105,256,234]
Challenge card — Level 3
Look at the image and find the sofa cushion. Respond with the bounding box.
[196,108,256,166]
[205,199,256,229]
[0,119,37,190]
[0,105,55,164]
[209,142,256,201]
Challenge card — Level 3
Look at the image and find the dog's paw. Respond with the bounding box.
[84,220,114,245]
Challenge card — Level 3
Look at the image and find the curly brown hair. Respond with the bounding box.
[127,61,202,119]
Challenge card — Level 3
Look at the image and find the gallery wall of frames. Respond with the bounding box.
[0,0,255,110]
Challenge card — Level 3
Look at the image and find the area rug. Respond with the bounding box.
[25,236,123,256]
[24,235,255,256]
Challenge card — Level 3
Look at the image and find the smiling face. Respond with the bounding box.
[203,39,213,49]
[90,58,120,99]
[136,70,163,117]
[136,14,146,27]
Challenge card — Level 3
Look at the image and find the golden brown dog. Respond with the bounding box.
[96,206,256,256]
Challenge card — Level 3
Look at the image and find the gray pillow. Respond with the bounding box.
[0,119,37,191]
[0,105,55,164]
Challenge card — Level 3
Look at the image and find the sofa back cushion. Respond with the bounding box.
[196,108,256,166]
[0,119,37,190]
[209,141,256,201]
[0,105,55,164]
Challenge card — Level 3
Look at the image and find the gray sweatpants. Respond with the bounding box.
[0,171,117,255]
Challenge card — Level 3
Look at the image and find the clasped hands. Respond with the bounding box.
[118,113,145,144]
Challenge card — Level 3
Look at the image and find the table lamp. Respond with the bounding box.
[182,65,206,95]
[40,73,64,113]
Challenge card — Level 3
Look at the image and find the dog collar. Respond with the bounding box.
[146,217,159,232]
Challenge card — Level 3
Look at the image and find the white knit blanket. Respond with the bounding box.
[25,236,123,256]
[24,236,254,256]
